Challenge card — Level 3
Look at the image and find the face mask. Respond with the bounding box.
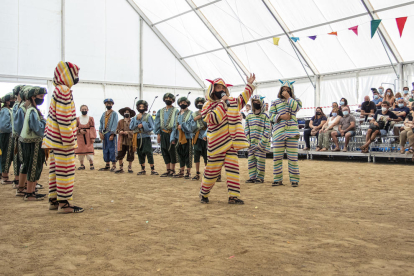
[381,107,387,112]
[387,92,391,95]
[179,104,188,110]
[106,105,112,110]
[332,113,337,117]
[124,114,130,118]
[139,109,146,114]
[214,91,225,100]
[165,100,172,106]
[365,100,370,104]
[253,103,261,110]
[343,111,349,116]
[9,101,15,107]
[81,111,88,115]
[340,101,345,106]
[197,104,203,110]
[379,89,383,93]
[374,95,379,99]
[34,98,44,106]
[74,78,79,85]
[316,112,321,115]
[398,103,404,108]
[404,90,409,94]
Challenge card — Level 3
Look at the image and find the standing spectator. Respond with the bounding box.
[152,110,156,120]
[303,107,326,150]
[360,101,401,153]
[399,107,414,154]
[331,106,356,152]
[384,88,395,108]
[75,105,96,171]
[360,95,376,121]
[265,102,270,116]
[317,107,341,151]
[330,102,343,117]
[372,89,383,109]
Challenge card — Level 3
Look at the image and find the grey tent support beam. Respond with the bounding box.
[126,0,206,89]
[185,0,250,78]
[152,0,222,26]
[139,17,144,100]
[314,75,320,108]
[61,0,65,61]
[361,0,403,63]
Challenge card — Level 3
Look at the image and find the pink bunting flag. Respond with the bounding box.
[308,36,317,40]
[396,17,408,37]
[348,25,358,36]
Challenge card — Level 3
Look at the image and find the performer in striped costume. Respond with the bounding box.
[192,97,208,181]
[171,96,194,179]
[245,95,271,183]
[0,92,17,185]
[199,74,256,204]
[270,80,302,187]
[43,61,84,213]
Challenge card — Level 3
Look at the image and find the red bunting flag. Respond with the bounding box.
[348,26,358,36]
[328,32,337,36]
[396,17,408,37]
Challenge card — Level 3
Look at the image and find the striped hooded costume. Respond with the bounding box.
[42,61,79,201]
[245,95,271,182]
[199,78,255,199]
[270,80,302,184]
[0,92,17,179]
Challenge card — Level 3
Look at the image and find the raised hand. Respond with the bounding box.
[247,73,256,84]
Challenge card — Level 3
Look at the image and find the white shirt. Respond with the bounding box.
[80,115,89,125]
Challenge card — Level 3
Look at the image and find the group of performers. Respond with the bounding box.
[1,60,303,213]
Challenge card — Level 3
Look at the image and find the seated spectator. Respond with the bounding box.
[331,106,356,152]
[410,89,414,103]
[378,86,385,98]
[360,101,401,153]
[402,87,411,104]
[399,107,414,154]
[384,88,395,108]
[360,95,376,121]
[372,89,383,110]
[317,107,341,151]
[330,102,343,117]
[393,92,402,109]
[392,97,410,120]
[303,107,327,150]
[339,97,348,113]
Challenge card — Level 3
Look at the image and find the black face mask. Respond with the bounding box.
[197,104,203,110]
[214,91,225,100]
[180,104,188,110]
[365,100,370,104]
[165,100,173,106]
[9,101,15,107]
[34,98,44,105]
[81,111,88,115]
[74,78,79,85]
[139,109,146,114]
[253,103,261,110]
[124,114,130,118]
[106,105,112,110]
[316,112,321,115]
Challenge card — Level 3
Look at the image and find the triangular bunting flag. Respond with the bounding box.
[371,19,382,38]
[272,37,280,45]
[396,17,407,37]
[291,37,300,42]
[308,36,317,40]
[348,26,358,36]
[328,32,337,36]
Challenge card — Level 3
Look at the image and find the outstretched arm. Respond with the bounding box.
[237,73,256,111]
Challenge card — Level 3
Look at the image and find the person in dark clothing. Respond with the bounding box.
[303,107,327,150]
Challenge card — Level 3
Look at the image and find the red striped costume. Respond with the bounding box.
[200,78,255,198]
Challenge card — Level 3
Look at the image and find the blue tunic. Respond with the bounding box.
[13,103,25,136]
[0,108,12,133]
[171,110,195,142]
[99,111,118,135]
[154,107,178,135]
[28,110,46,137]
[130,113,154,139]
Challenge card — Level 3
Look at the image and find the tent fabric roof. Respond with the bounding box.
[133,0,414,86]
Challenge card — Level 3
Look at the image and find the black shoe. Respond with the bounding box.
[245,179,256,183]
[228,197,244,205]
[200,195,209,204]
[291,182,298,187]
[272,181,283,186]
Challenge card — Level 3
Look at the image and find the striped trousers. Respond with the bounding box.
[200,148,240,198]
[248,147,266,180]
[48,148,75,201]
[272,138,300,183]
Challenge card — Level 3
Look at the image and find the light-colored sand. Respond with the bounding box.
[1,151,414,276]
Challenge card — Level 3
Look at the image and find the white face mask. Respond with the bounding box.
[381,107,387,112]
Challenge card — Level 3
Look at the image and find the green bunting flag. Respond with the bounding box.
[371,19,382,38]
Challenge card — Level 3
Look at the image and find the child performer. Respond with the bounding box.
[43,61,83,213]
[98,99,118,172]
[75,105,96,170]
[11,85,26,188]
[20,87,48,201]
[192,97,208,181]
[270,80,302,187]
[245,95,271,183]
[154,93,179,177]
[130,100,158,175]
[199,73,256,204]
[115,107,135,173]
[172,97,194,179]
[0,92,17,185]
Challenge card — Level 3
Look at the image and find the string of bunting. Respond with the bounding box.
[302,104,360,110]
[272,16,408,45]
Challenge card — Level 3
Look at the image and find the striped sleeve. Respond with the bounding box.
[258,114,271,150]
[204,102,227,125]
[270,101,281,123]
[245,115,251,142]
[288,97,302,113]
[237,83,255,111]
[55,88,76,146]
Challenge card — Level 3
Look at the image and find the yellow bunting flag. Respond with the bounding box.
[273,37,280,46]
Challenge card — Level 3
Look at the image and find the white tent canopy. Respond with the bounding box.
[0,0,413,119]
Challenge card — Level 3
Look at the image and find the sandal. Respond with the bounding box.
[110,164,117,172]
[16,187,25,197]
[77,165,86,170]
[272,181,283,186]
[255,179,264,183]
[24,192,46,201]
[400,149,406,154]
[228,197,244,205]
[114,164,124,174]
[57,200,84,214]
[316,147,321,151]
[12,180,19,189]
[137,170,146,175]
[36,183,43,189]
[291,182,299,187]
[90,164,95,170]
[1,177,14,185]
[151,170,159,175]
[160,169,171,177]
[200,195,209,204]
[184,171,191,179]
[245,179,256,183]
[216,175,222,182]
[168,170,175,177]
[192,172,201,181]
[173,170,184,178]
[98,165,110,171]
[128,166,133,173]
[49,198,59,210]
[408,149,414,154]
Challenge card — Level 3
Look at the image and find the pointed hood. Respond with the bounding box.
[278,79,295,98]
[53,61,80,88]
[250,95,266,115]
[205,78,233,102]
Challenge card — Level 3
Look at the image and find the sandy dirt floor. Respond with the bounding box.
[0,151,414,276]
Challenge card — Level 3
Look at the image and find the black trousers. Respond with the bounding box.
[303,128,319,148]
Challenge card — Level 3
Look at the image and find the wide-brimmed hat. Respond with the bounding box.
[119,107,136,117]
